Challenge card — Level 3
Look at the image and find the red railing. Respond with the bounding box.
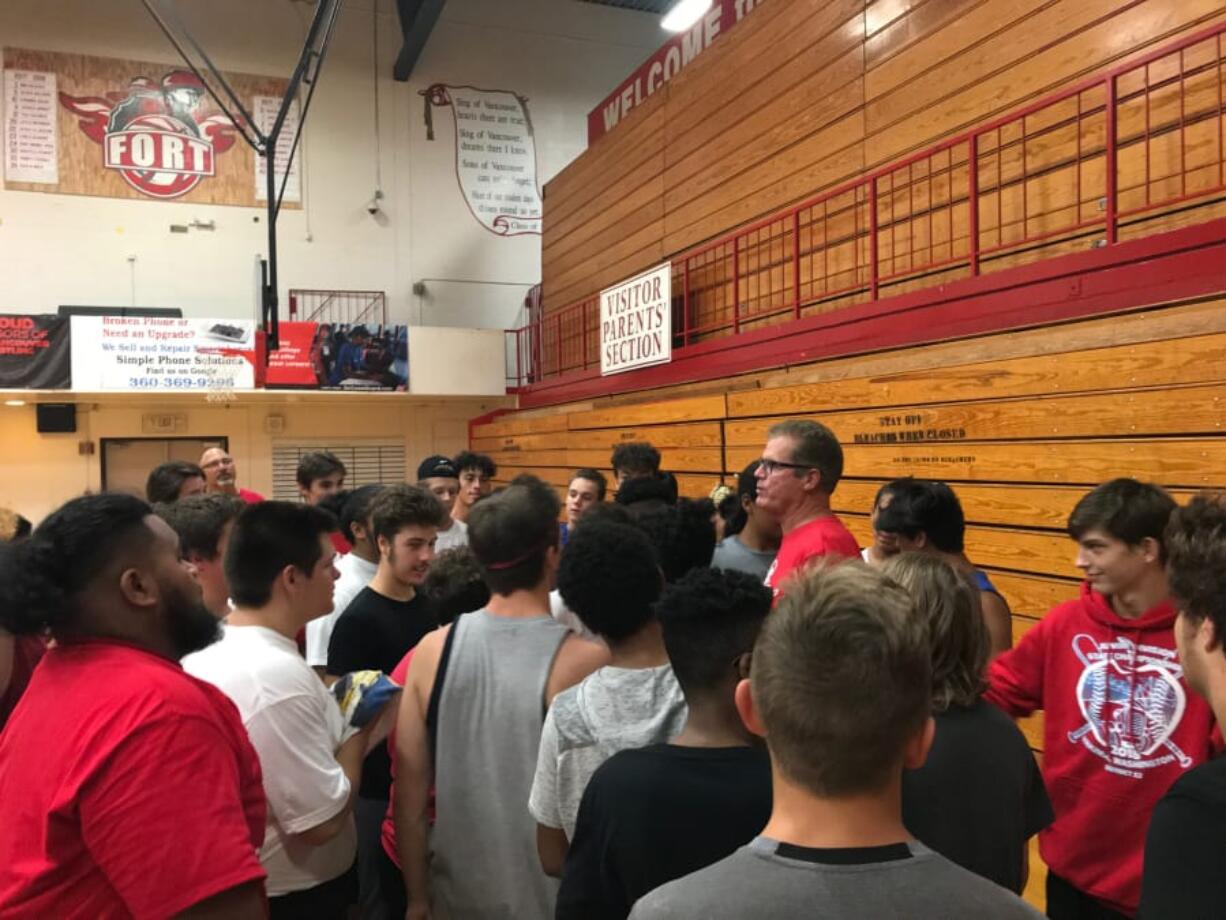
[508,22,1226,389]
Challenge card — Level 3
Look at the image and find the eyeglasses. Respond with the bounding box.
[757,458,813,476]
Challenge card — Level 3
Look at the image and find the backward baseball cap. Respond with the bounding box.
[418,455,459,480]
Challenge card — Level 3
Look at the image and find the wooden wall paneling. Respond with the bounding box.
[729,438,1226,487]
[568,393,727,429]
[493,468,722,500]
[864,0,991,71]
[832,479,1200,531]
[725,383,1226,447]
[472,412,569,440]
[662,25,866,215]
[662,0,863,153]
[865,0,1226,166]
[564,421,723,450]
[844,512,1078,580]
[726,332,1226,417]
[542,90,667,227]
[989,570,1082,619]
[567,446,724,473]
[1019,714,1045,751]
[662,113,868,255]
[543,169,664,273]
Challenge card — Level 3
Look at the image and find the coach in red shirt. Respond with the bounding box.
[755,419,859,596]
[0,493,268,920]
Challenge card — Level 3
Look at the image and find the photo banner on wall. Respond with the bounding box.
[70,317,257,392]
[2,47,300,206]
[0,314,71,389]
[265,322,409,391]
[421,84,543,236]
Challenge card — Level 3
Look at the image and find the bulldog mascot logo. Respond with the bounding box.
[60,70,238,199]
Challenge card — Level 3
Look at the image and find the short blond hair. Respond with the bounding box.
[753,560,930,796]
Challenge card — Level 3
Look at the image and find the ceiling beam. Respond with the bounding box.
[393,0,446,81]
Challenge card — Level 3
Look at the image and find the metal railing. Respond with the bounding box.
[508,22,1226,389]
[287,289,388,327]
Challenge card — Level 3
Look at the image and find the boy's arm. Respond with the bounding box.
[984,613,1050,718]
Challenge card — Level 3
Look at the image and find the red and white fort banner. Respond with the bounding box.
[587,0,765,145]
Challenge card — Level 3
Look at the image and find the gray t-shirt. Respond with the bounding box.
[711,536,776,582]
[629,837,1044,920]
[529,664,687,839]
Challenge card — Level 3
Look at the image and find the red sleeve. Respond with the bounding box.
[984,616,1049,718]
[80,715,266,918]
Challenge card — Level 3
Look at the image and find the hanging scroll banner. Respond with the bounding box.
[421,84,543,236]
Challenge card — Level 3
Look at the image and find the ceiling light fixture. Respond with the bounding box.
[661,0,713,33]
[4,399,27,407]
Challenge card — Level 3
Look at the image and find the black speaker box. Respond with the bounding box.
[36,403,77,433]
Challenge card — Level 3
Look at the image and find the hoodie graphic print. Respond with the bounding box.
[986,583,1215,916]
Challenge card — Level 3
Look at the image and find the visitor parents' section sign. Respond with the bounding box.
[600,263,671,376]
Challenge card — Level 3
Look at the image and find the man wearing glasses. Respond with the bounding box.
[754,420,859,596]
[200,446,265,504]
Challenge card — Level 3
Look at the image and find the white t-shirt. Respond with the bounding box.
[436,518,468,553]
[549,588,597,640]
[183,625,356,896]
[305,552,379,667]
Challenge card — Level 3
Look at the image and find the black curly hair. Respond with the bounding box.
[657,567,772,695]
[632,498,716,583]
[0,493,155,635]
[557,519,661,641]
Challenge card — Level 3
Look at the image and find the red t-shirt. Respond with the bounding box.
[0,640,267,919]
[764,513,860,597]
[381,648,419,868]
[237,488,264,504]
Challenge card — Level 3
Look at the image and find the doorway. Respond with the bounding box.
[101,437,228,498]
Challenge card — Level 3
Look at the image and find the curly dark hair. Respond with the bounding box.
[557,519,661,641]
[611,442,660,478]
[424,546,491,625]
[1166,493,1226,641]
[453,451,497,479]
[0,493,154,635]
[632,498,716,583]
[657,567,772,695]
[369,485,448,544]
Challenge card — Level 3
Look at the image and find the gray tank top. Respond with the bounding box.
[431,610,569,920]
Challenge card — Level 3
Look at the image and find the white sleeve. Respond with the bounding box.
[304,613,335,668]
[244,693,351,834]
[528,705,563,828]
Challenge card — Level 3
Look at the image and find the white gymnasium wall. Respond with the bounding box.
[0,0,660,326]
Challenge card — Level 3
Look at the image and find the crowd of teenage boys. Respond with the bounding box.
[0,419,1225,919]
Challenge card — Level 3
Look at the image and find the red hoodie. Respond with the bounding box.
[985,583,1214,917]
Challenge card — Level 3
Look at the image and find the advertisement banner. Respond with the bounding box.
[587,0,766,145]
[265,322,409,391]
[0,314,70,388]
[600,263,672,376]
[70,316,257,392]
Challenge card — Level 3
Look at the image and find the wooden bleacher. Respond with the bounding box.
[474,294,1226,772]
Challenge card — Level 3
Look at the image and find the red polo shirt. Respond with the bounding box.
[0,640,267,919]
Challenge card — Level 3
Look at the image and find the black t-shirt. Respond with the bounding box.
[327,586,438,799]
[901,697,1053,894]
[1139,754,1226,918]
[557,743,772,920]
